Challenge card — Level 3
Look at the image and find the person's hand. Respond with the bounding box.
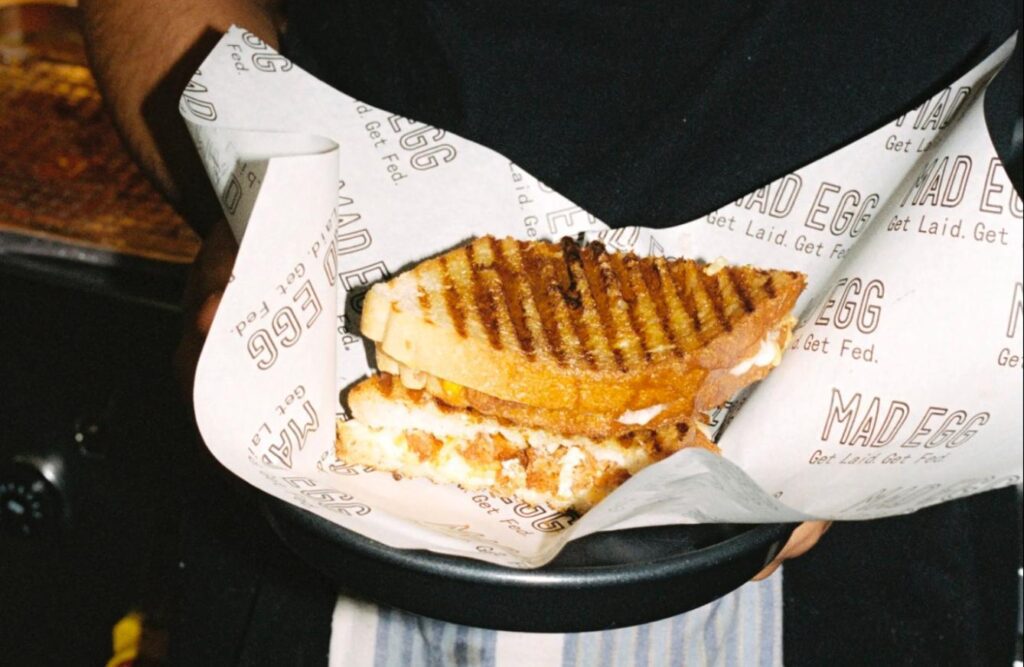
[752,520,832,581]
[80,1,277,400]
[174,219,237,401]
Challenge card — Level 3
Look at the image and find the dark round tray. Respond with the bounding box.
[264,498,795,633]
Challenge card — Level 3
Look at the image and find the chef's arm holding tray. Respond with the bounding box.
[80,0,1021,662]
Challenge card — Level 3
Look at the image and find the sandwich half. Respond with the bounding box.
[337,236,805,512]
[361,236,803,425]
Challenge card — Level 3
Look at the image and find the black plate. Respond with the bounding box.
[264,498,795,633]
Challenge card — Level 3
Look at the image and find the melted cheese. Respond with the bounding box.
[704,256,729,276]
[441,379,465,401]
[616,403,667,426]
[695,417,717,440]
[501,458,526,482]
[729,327,783,376]
[557,446,586,498]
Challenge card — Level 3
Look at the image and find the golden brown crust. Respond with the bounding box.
[384,312,797,438]
[693,314,797,412]
[417,369,698,437]
[361,237,806,414]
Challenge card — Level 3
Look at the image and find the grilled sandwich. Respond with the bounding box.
[338,236,805,512]
[361,236,804,421]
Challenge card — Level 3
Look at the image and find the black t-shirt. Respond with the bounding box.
[285,0,1020,228]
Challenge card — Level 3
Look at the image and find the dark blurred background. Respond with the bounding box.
[1,2,189,663]
[1,4,194,663]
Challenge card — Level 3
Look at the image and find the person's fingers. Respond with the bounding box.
[182,219,236,313]
[776,520,832,560]
[174,289,225,404]
[175,218,237,403]
[173,324,203,404]
[195,290,224,336]
[752,560,782,582]
[751,520,832,581]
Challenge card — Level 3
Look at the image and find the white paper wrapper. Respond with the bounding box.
[186,28,1022,568]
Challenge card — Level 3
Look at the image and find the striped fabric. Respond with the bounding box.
[329,571,782,667]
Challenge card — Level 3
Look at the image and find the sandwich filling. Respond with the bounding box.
[616,403,667,426]
[336,374,717,512]
[338,420,636,511]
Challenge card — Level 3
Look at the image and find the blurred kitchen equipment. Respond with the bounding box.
[0,3,195,663]
[0,1,200,270]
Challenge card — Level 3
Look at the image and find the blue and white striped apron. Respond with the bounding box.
[329,570,782,666]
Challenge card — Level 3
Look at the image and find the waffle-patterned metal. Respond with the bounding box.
[0,57,200,263]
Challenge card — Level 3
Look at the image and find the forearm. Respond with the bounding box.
[80,0,280,233]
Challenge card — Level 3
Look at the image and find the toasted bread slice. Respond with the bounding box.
[374,312,797,438]
[376,342,695,436]
[361,236,805,414]
[337,374,717,512]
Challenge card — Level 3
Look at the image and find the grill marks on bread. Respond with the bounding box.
[439,256,468,338]
[637,258,683,358]
[488,238,536,358]
[557,239,599,368]
[724,267,755,314]
[416,237,800,371]
[463,242,503,350]
[520,241,570,364]
[606,251,654,363]
[652,259,701,354]
[577,242,628,371]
